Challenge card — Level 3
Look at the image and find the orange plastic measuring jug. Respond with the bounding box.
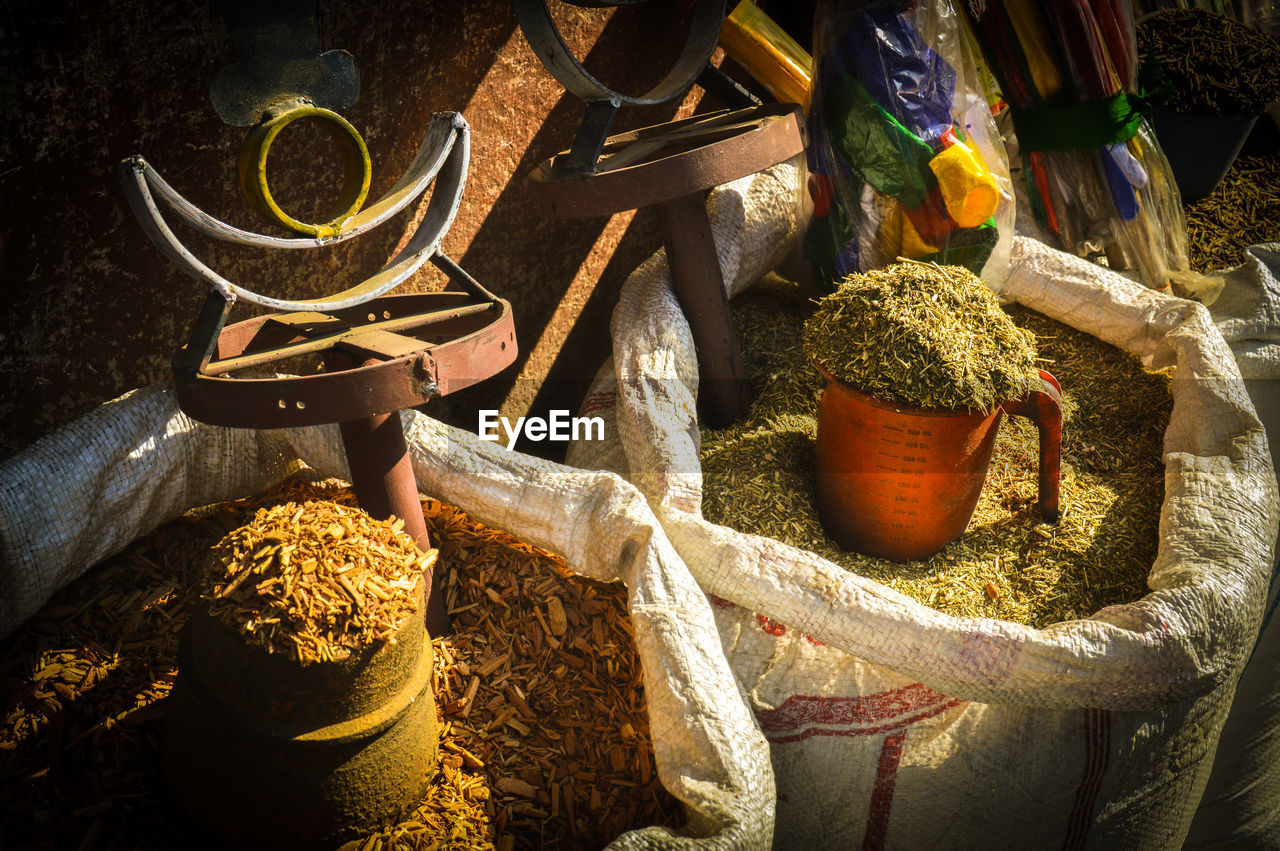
[814,365,1062,562]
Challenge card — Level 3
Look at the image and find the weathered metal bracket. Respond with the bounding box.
[123,111,514,635]
[529,101,805,428]
[511,0,726,175]
[210,0,360,126]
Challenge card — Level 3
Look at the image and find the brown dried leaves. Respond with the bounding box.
[202,500,435,665]
[3,476,680,849]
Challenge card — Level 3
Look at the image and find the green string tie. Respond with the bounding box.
[1009,58,1173,152]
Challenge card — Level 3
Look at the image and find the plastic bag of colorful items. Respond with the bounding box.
[962,0,1190,289]
[804,0,1016,289]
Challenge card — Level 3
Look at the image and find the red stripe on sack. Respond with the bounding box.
[758,683,954,733]
[764,702,963,745]
[1063,708,1111,851]
[578,391,616,417]
[862,730,906,851]
[756,613,787,636]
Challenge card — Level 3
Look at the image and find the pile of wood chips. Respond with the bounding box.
[1,478,682,849]
[204,500,434,665]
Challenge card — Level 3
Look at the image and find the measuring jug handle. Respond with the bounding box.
[1002,369,1063,523]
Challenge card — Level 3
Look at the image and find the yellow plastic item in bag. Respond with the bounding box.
[929,140,999,229]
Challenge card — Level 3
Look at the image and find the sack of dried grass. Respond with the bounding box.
[567,219,1277,849]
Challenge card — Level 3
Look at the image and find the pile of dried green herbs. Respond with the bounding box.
[1139,9,1280,115]
[802,261,1041,412]
[702,279,1170,628]
[204,500,436,665]
[1185,155,1280,273]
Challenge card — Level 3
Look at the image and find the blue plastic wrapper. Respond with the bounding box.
[805,0,1014,291]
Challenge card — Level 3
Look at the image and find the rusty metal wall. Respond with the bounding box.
[0,0,719,462]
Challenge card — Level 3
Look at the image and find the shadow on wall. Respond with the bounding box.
[0,0,706,465]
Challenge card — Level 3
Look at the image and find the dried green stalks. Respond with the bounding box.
[801,261,1041,412]
[704,280,1168,628]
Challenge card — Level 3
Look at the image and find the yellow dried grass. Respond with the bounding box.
[701,280,1170,628]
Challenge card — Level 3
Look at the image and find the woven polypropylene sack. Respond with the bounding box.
[286,413,777,849]
[0,367,775,842]
[567,200,1278,848]
[1184,243,1280,849]
[0,382,300,634]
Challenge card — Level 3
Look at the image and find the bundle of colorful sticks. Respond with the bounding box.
[963,0,1190,288]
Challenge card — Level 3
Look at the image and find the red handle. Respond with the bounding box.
[1002,369,1063,523]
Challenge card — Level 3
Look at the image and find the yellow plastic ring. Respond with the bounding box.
[237,103,371,238]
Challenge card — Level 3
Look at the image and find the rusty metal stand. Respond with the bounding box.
[659,190,753,424]
[512,0,805,426]
[125,15,505,845]
[124,112,515,637]
[331,355,447,633]
[164,286,515,638]
[336,411,432,548]
[527,104,805,427]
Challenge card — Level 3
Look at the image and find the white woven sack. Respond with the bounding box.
[567,196,1279,848]
[0,385,776,849]
[1184,243,1280,849]
[0,163,817,849]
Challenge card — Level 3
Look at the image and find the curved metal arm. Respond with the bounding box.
[120,112,470,312]
[511,0,725,106]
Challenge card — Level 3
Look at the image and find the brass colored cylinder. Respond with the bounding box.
[719,1,814,110]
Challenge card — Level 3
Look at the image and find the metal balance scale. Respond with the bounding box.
[120,2,513,845]
[513,0,806,427]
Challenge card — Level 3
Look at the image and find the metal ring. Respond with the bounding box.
[511,0,725,105]
[237,101,372,237]
[528,103,805,217]
[173,292,518,428]
[121,113,470,313]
